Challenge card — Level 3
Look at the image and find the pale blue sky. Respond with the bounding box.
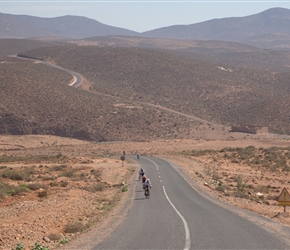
[1,1,290,32]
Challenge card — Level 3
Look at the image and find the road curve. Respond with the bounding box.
[12,54,83,88]
[95,156,290,250]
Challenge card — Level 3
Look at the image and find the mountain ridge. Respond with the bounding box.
[2,8,290,49]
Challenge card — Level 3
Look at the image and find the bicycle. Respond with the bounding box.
[144,186,150,199]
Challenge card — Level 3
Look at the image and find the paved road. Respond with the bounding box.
[95,156,290,250]
[13,54,83,87]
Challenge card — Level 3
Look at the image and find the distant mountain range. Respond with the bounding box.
[1,7,290,49]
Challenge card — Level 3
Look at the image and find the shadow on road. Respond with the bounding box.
[134,197,147,200]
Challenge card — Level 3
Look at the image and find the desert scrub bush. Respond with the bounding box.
[235,175,247,192]
[50,164,68,171]
[221,146,256,164]
[215,185,225,192]
[47,233,63,241]
[232,191,250,199]
[31,242,49,250]
[59,237,69,245]
[181,149,215,157]
[42,177,57,182]
[64,221,85,233]
[0,155,26,163]
[122,185,128,192]
[37,190,48,198]
[12,242,24,250]
[26,183,48,191]
[1,167,34,181]
[90,168,103,178]
[12,242,49,250]
[0,154,66,163]
[84,183,105,192]
[220,147,237,153]
[267,195,279,200]
[0,182,29,197]
[59,169,76,178]
[60,181,68,187]
[50,181,58,187]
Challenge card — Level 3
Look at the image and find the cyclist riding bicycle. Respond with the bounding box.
[143,178,151,190]
[142,175,147,184]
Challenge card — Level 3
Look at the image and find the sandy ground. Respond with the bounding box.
[0,134,290,249]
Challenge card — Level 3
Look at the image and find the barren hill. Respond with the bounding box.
[0,13,138,39]
[1,55,212,141]
[0,38,64,59]
[15,43,290,136]
[2,43,290,141]
[142,7,290,49]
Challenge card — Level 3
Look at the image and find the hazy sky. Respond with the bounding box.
[1,1,290,32]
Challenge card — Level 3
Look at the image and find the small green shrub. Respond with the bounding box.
[0,182,29,197]
[59,238,69,245]
[12,242,24,250]
[31,242,49,250]
[122,185,128,192]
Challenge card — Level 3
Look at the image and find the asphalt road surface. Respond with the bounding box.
[95,156,290,250]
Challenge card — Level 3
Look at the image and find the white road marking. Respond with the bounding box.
[144,157,191,250]
[145,157,159,171]
[69,75,77,86]
[163,186,191,250]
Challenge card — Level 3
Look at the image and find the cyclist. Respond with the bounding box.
[138,168,144,180]
[143,178,152,190]
[142,174,147,185]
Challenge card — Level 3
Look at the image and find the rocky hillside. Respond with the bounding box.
[17,44,290,136]
[0,56,207,141]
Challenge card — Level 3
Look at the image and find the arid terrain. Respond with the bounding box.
[1,39,290,142]
[1,37,290,249]
[1,133,290,250]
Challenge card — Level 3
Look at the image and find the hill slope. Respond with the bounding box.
[6,44,290,138]
[1,55,211,141]
[143,8,290,42]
